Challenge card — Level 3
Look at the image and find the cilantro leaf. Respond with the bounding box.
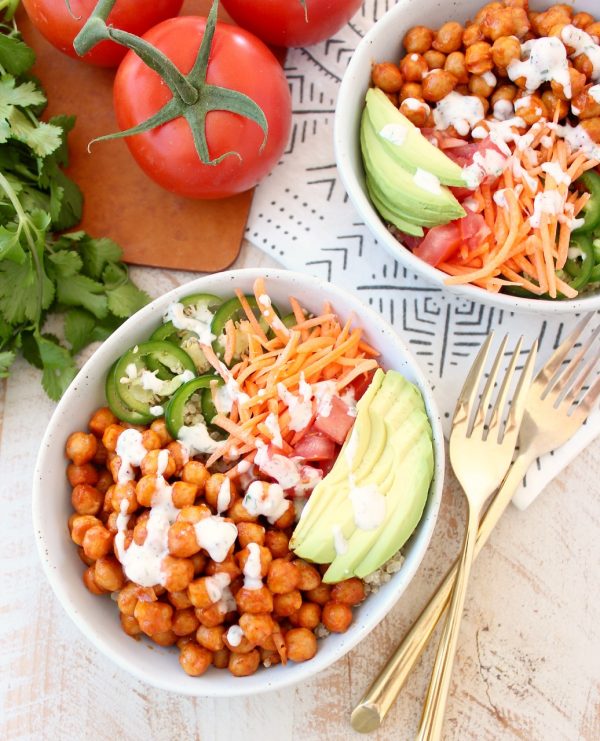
[55,273,109,318]
[65,307,97,354]
[0,33,35,77]
[36,334,78,400]
[0,349,15,377]
[0,224,26,262]
[80,237,123,279]
[47,250,83,279]
[107,282,150,318]
[8,108,62,157]
[49,169,83,230]
[0,77,46,117]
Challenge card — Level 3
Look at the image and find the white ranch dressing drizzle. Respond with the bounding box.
[243,542,263,590]
[227,625,243,647]
[541,161,571,186]
[530,190,566,228]
[493,99,514,121]
[216,477,231,514]
[243,480,290,524]
[204,572,231,603]
[413,168,442,195]
[253,441,300,490]
[139,369,194,395]
[115,428,147,483]
[549,122,600,160]
[164,301,215,344]
[277,373,313,432]
[508,37,571,97]
[462,147,506,189]
[561,25,600,81]
[493,185,523,208]
[193,516,238,562]
[402,97,430,113]
[378,123,408,147]
[264,412,283,449]
[149,405,164,417]
[590,84,600,103]
[481,70,497,87]
[177,418,220,455]
[312,380,338,418]
[433,92,484,136]
[348,481,386,531]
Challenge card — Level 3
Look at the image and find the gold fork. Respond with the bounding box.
[351,315,599,735]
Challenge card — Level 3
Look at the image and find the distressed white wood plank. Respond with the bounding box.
[1,242,598,741]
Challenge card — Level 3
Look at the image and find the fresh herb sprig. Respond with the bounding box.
[0,18,149,399]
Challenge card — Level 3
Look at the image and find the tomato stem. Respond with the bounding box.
[76,0,268,167]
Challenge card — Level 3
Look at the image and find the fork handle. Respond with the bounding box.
[351,450,534,734]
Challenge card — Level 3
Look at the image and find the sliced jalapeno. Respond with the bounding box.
[573,171,600,235]
[165,374,223,439]
[210,295,273,364]
[113,341,196,415]
[565,233,594,291]
[105,363,155,425]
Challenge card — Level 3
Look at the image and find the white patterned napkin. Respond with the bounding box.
[246,1,600,509]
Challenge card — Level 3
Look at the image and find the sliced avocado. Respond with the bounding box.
[365,87,467,187]
[365,178,424,236]
[291,371,435,582]
[361,114,465,224]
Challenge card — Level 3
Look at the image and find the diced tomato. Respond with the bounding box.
[459,210,490,251]
[420,128,467,149]
[315,457,337,478]
[294,433,336,461]
[313,396,354,445]
[351,370,375,401]
[395,231,423,251]
[450,186,474,202]
[443,142,479,168]
[413,221,462,266]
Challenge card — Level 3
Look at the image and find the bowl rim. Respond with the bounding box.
[333,0,600,315]
[32,267,445,697]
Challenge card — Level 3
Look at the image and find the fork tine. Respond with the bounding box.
[539,314,594,395]
[551,323,600,400]
[507,339,539,429]
[576,371,600,416]
[563,351,600,408]
[453,333,494,428]
[487,336,524,442]
[472,335,508,436]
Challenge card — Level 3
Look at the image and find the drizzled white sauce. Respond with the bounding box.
[561,25,600,81]
[493,185,523,208]
[332,524,348,555]
[115,429,147,483]
[511,158,538,194]
[258,294,271,308]
[149,405,164,417]
[349,482,386,531]
[205,572,231,603]
[590,85,600,103]
[139,369,195,396]
[550,122,600,160]
[313,380,338,418]
[264,412,283,449]
[508,37,571,97]
[379,124,407,147]
[462,147,506,189]
[243,542,263,590]
[243,480,289,524]
[482,71,497,87]
[403,97,430,114]
[164,301,215,344]
[217,477,231,514]
[433,92,484,136]
[227,625,243,647]
[253,441,300,490]
[193,516,237,562]
[541,161,571,186]
[340,387,357,417]
[493,99,514,121]
[177,419,219,455]
[413,168,442,195]
[278,376,313,432]
[530,190,565,228]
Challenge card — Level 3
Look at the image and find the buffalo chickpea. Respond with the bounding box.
[474,2,503,24]
[195,602,227,628]
[172,607,200,637]
[71,514,102,546]
[92,441,108,467]
[177,504,212,524]
[67,463,99,487]
[533,7,571,37]
[108,455,122,483]
[331,578,365,606]
[465,41,493,74]
[399,82,423,102]
[540,89,569,119]
[399,53,428,82]
[132,511,149,546]
[223,630,256,654]
[213,648,230,669]
[105,511,119,536]
[179,641,213,676]
[285,628,318,663]
[371,62,404,93]
[152,630,178,647]
[116,582,140,616]
[581,117,600,143]
[78,547,94,567]
[573,53,595,80]
[468,72,495,98]
[188,576,219,609]
[273,590,302,618]
[491,35,521,70]
[399,98,430,127]
[586,22,600,39]
[267,559,300,595]
[237,522,265,548]
[181,460,209,489]
[171,480,198,509]
[481,7,530,40]
[432,21,463,53]
[444,51,468,83]
[260,648,281,668]
[150,418,172,446]
[89,407,118,437]
[236,545,272,577]
[140,449,176,478]
[304,584,332,606]
[227,499,259,524]
[383,92,398,106]
[134,600,173,635]
[96,469,113,495]
[111,480,138,514]
[551,67,587,101]
[296,602,322,630]
[163,555,194,592]
[503,0,527,7]
[463,23,484,47]
[294,560,321,591]
[403,25,434,54]
[239,613,276,646]
[205,473,238,511]
[191,553,207,576]
[94,555,125,592]
[572,86,600,120]
[572,12,594,30]
[82,524,113,561]
[71,484,103,516]
[102,423,125,452]
[120,613,142,637]
[235,586,274,614]
[134,475,156,508]
[273,501,295,529]
[476,94,491,116]
[138,429,159,451]
[66,431,98,466]
[168,589,193,610]
[264,529,289,558]
[83,565,105,594]
[491,83,518,106]
[228,649,260,677]
[205,555,242,581]
[322,601,353,633]
[423,50,446,70]
[197,624,226,651]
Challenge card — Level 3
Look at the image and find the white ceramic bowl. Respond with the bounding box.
[334,0,600,314]
[33,268,444,697]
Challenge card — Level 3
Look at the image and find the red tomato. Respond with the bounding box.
[351,370,375,401]
[220,0,363,47]
[22,0,184,67]
[113,16,292,198]
[413,222,461,267]
[294,432,336,461]
[313,396,354,445]
[459,210,490,251]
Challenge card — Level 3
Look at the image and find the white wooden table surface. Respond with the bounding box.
[1,242,598,741]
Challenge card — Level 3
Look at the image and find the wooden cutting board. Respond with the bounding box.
[17,1,252,272]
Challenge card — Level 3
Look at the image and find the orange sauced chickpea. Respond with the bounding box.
[65,407,367,678]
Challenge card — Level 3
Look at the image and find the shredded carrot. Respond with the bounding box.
[224,319,236,367]
[234,289,268,343]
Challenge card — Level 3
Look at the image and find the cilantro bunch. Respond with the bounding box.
[0,19,149,399]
